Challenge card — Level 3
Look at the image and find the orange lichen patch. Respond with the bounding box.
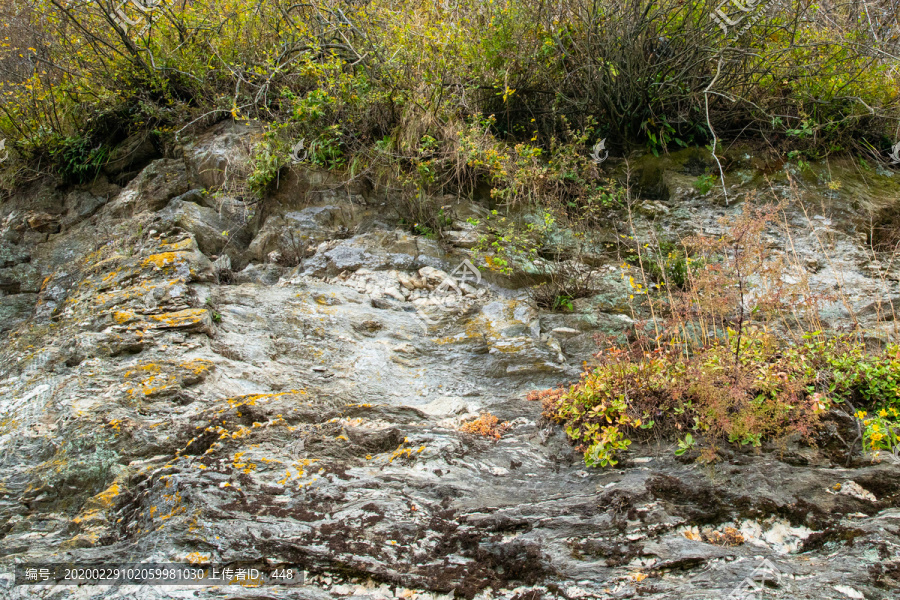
[389,440,416,463]
[140,489,188,525]
[101,269,121,283]
[159,505,186,521]
[171,393,306,460]
[314,294,338,306]
[184,552,211,565]
[124,359,214,399]
[89,253,127,274]
[94,280,171,308]
[92,482,120,509]
[232,450,257,473]
[105,418,129,432]
[226,393,274,408]
[702,527,745,546]
[72,481,122,527]
[180,359,214,381]
[131,376,179,398]
[72,508,103,525]
[125,362,164,378]
[159,238,196,252]
[149,308,210,329]
[182,358,213,371]
[124,362,176,398]
[223,390,304,409]
[460,413,509,439]
[113,310,138,324]
[230,426,253,440]
[59,532,100,550]
[142,252,188,270]
[126,359,212,380]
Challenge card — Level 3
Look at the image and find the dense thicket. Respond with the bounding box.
[0,0,897,191]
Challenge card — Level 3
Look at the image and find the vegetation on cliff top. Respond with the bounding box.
[0,0,897,197]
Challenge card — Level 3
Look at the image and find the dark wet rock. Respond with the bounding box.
[0,261,42,293]
[61,189,108,227]
[0,244,29,269]
[0,293,36,332]
[102,133,159,183]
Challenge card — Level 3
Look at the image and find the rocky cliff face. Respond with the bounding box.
[1,121,899,599]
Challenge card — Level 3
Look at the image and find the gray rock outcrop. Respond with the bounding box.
[0,128,898,600]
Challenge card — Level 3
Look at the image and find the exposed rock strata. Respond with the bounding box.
[1,124,899,600]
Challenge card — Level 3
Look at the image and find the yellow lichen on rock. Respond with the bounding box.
[159,238,196,252]
[123,358,214,400]
[181,358,214,377]
[113,310,137,324]
[91,482,120,509]
[143,252,188,270]
[149,308,211,330]
[69,480,122,546]
[94,280,166,309]
[101,269,121,283]
[125,362,164,378]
